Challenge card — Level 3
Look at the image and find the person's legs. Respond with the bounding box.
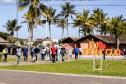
[41,54,44,60]
[3,54,7,62]
[4,54,7,62]
[52,55,56,63]
[17,56,20,64]
[62,54,65,62]
[24,56,26,61]
[35,53,38,61]
[31,52,33,59]
[103,54,105,60]
[75,53,78,60]
[26,54,28,61]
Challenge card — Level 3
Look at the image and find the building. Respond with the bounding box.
[75,35,126,56]
[0,37,7,52]
[61,37,80,49]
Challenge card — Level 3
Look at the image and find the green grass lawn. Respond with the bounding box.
[0,60,126,77]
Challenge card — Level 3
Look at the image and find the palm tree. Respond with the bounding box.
[59,2,76,37]
[108,15,126,48]
[91,8,107,35]
[41,6,56,39]
[56,18,67,40]
[4,19,21,44]
[19,0,43,45]
[19,0,40,10]
[100,21,110,35]
[74,10,94,36]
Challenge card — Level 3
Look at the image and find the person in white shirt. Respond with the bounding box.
[16,46,22,64]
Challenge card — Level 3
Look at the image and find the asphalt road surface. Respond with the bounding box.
[0,70,126,84]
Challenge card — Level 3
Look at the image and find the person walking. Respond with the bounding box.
[23,46,28,62]
[51,44,57,63]
[2,46,8,63]
[74,46,79,60]
[16,46,22,64]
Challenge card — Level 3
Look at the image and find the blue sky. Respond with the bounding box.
[0,0,126,40]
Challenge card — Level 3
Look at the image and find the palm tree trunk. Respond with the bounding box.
[115,35,120,49]
[16,0,18,40]
[66,17,69,37]
[49,22,51,39]
[61,28,64,40]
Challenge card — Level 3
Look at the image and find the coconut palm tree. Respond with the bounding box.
[100,21,110,35]
[19,0,44,45]
[19,0,40,10]
[59,2,76,37]
[91,8,107,35]
[41,6,56,39]
[4,19,21,44]
[108,15,126,48]
[74,10,94,36]
[56,18,67,40]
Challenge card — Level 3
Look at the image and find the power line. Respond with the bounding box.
[0,3,126,7]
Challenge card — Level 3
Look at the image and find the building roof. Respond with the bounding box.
[74,35,126,44]
[61,37,80,43]
[0,37,7,45]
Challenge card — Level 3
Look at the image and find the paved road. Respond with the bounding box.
[0,70,126,84]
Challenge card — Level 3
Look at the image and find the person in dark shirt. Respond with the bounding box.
[61,45,66,62]
[32,46,40,62]
[23,46,28,61]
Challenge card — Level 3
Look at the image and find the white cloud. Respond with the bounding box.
[0,0,16,3]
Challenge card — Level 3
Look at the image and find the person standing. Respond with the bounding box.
[33,46,40,62]
[61,45,66,62]
[2,46,8,63]
[16,46,22,64]
[46,46,50,61]
[23,46,28,62]
[74,46,79,60]
[51,44,57,63]
[57,46,61,61]
[68,48,73,60]
[30,46,34,60]
[41,47,46,60]
[102,49,106,60]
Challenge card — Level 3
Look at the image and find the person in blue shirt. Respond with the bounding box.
[23,46,28,61]
[74,46,79,60]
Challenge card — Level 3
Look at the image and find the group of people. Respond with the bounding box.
[1,43,80,64]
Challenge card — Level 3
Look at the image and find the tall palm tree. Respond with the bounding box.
[4,19,21,44]
[108,15,126,48]
[74,10,94,36]
[59,2,76,37]
[56,18,67,40]
[41,6,56,39]
[91,8,107,35]
[19,0,43,45]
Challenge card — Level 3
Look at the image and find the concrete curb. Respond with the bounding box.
[0,69,126,79]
